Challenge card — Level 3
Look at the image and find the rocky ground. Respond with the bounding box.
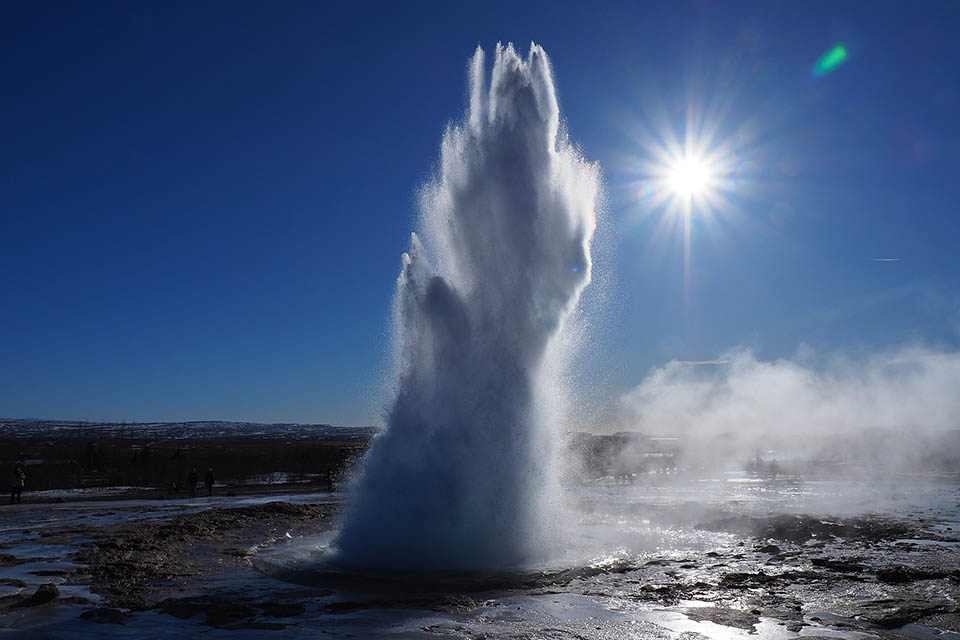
[1,499,338,629]
[1,485,958,638]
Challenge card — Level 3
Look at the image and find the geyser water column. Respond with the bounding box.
[334,43,599,570]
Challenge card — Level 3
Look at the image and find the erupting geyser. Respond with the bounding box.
[334,43,599,570]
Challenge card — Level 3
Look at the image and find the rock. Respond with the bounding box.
[719,571,778,588]
[876,566,949,584]
[325,600,367,614]
[0,578,26,589]
[719,570,823,589]
[0,554,44,567]
[32,582,60,604]
[10,582,60,609]
[683,606,759,632]
[226,622,286,630]
[757,544,781,555]
[637,584,688,603]
[29,570,69,577]
[32,583,60,604]
[857,598,953,628]
[260,602,306,618]
[698,514,913,543]
[80,608,127,624]
[811,558,863,573]
[156,596,257,627]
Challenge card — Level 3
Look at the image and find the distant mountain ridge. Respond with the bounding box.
[0,418,380,441]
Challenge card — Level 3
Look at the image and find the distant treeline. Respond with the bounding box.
[2,433,370,492]
[0,418,378,441]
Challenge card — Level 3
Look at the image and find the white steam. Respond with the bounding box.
[620,345,960,470]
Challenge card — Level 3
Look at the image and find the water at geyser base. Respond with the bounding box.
[331,42,599,572]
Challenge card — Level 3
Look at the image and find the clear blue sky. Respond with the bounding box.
[3,1,958,425]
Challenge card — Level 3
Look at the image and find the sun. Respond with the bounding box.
[633,126,736,220]
[668,155,712,198]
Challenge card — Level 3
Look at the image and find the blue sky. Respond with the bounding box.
[2,1,958,425]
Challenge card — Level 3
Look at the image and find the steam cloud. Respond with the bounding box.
[334,43,599,570]
[620,345,960,469]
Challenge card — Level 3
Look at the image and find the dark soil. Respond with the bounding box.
[69,501,339,610]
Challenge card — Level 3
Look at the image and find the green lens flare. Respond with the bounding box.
[814,45,848,76]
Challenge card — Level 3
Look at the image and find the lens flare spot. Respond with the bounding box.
[635,179,652,200]
[814,44,848,76]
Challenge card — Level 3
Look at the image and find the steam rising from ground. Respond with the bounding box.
[334,43,598,570]
[620,345,960,471]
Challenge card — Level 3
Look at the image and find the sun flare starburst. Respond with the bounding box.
[623,122,746,307]
[668,155,713,198]
[645,141,733,217]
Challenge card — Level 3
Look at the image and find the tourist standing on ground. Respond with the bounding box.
[10,463,25,504]
[187,467,198,498]
[204,467,215,497]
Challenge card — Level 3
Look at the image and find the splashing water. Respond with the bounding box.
[333,43,599,571]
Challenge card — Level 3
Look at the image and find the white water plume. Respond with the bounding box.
[334,43,599,570]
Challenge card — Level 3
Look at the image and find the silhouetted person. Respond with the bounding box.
[187,468,198,498]
[10,463,25,505]
[769,459,780,480]
[204,467,215,497]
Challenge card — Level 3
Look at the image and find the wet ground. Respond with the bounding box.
[1,475,958,639]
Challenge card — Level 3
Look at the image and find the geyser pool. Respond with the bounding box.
[334,43,599,570]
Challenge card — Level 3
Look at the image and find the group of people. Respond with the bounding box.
[10,461,25,504]
[171,467,217,498]
[189,466,217,497]
[8,462,218,505]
